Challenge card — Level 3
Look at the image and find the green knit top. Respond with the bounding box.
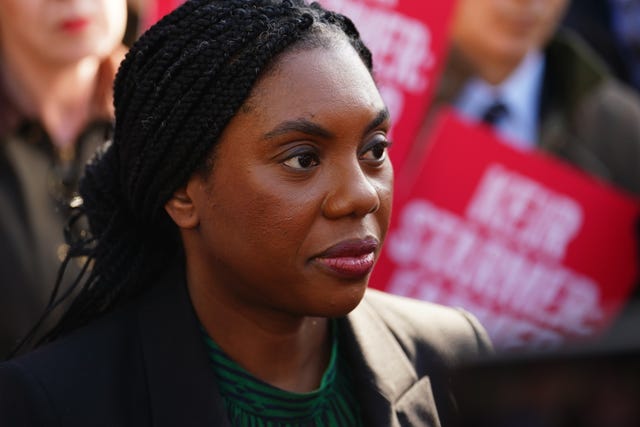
[203,323,363,427]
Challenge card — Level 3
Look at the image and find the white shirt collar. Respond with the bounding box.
[455,50,545,150]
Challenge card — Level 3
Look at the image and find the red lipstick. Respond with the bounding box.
[313,237,378,279]
[61,18,89,33]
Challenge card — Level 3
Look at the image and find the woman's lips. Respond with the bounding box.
[313,237,378,279]
[315,252,376,279]
[60,18,90,33]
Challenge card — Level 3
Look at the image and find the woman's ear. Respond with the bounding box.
[164,181,200,229]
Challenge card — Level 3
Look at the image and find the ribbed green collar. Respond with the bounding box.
[202,321,363,426]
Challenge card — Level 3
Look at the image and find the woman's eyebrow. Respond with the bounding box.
[362,107,390,136]
[263,106,390,140]
[264,119,334,139]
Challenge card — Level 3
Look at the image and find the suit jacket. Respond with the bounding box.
[538,31,640,196]
[0,264,491,427]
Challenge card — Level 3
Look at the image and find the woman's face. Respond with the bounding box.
[0,0,127,65]
[181,40,393,319]
[452,0,569,67]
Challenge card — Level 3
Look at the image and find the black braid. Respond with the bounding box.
[38,0,373,343]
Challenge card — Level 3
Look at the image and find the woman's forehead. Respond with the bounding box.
[213,42,386,156]
[244,41,380,115]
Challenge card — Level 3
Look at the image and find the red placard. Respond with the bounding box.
[318,0,456,169]
[371,111,640,351]
[141,0,186,30]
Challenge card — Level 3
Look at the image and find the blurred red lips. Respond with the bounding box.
[60,17,90,33]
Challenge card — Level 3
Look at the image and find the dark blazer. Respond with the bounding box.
[0,265,491,427]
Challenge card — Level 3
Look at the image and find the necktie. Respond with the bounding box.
[481,100,508,126]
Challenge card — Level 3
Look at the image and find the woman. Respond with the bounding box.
[0,0,129,357]
[0,1,491,425]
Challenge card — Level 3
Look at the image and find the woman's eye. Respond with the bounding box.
[361,139,390,163]
[283,152,319,170]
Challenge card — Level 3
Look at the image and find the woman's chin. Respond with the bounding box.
[315,285,368,318]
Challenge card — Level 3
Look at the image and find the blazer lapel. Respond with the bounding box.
[136,262,230,427]
[339,298,442,427]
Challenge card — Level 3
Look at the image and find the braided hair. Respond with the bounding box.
[38,0,373,342]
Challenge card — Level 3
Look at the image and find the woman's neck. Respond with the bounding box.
[1,46,101,148]
[187,275,332,393]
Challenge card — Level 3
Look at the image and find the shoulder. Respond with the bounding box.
[582,79,640,126]
[360,289,493,365]
[0,360,58,425]
[543,32,640,194]
[0,302,144,425]
[546,30,640,121]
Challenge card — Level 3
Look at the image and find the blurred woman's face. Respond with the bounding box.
[182,39,393,320]
[0,0,127,65]
[452,0,569,68]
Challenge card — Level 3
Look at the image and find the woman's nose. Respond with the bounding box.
[321,161,381,219]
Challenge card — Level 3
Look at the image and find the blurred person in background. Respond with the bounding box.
[137,0,185,30]
[418,0,640,343]
[0,0,129,358]
[424,0,640,196]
